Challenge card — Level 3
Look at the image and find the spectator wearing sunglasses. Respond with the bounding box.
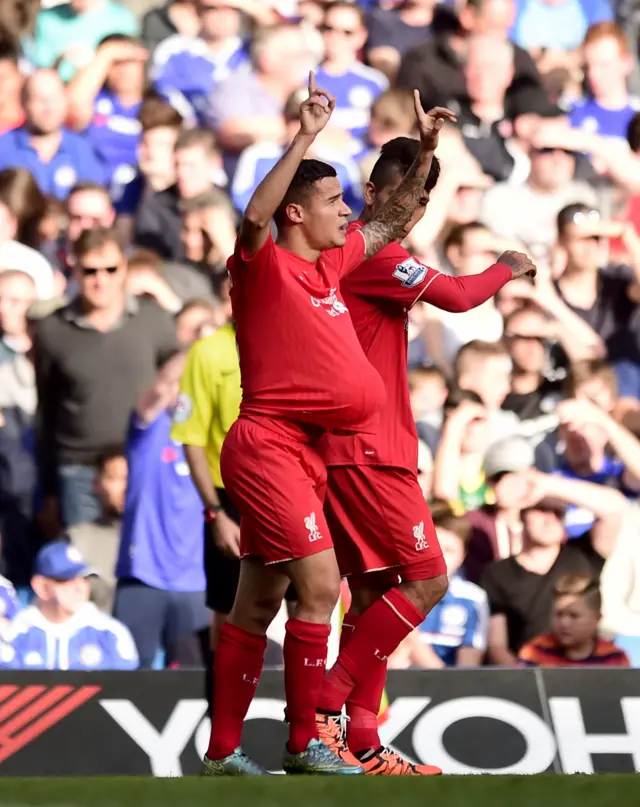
[479,126,597,252]
[314,2,388,152]
[33,226,177,536]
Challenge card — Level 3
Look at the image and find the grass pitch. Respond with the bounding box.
[0,775,637,807]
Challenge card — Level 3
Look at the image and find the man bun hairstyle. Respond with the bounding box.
[369,137,441,194]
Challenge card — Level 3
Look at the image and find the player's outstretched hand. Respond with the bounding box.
[413,92,457,151]
[210,511,241,559]
[300,71,336,136]
[498,250,537,280]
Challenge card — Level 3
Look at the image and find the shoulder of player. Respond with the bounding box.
[449,575,488,605]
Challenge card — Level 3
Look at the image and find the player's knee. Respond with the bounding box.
[232,593,282,635]
[401,574,449,615]
[295,575,341,622]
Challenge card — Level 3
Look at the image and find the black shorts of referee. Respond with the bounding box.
[204,488,297,613]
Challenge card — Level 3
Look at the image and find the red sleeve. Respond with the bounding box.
[322,229,367,281]
[422,263,513,312]
[232,232,277,275]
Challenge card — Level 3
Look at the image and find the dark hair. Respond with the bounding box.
[369,137,441,194]
[443,221,487,253]
[139,90,183,132]
[0,37,19,64]
[0,167,47,248]
[96,445,126,472]
[556,203,596,236]
[273,159,337,228]
[98,32,140,47]
[628,112,640,153]
[72,226,124,260]
[443,387,484,413]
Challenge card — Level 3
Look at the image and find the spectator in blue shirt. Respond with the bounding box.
[0,70,105,200]
[394,501,489,668]
[114,351,210,668]
[555,369,640,537]
[151,0,250,128]
[232,89,363,214]
[0,541,139,670]
[0,575,20,626]
[31,0,139,83]
[314,2,388,149]
[512,0,613,52]
[66,35,148,210]
[570,22,639,140]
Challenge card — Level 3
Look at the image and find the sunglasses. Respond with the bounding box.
[81,265,119,277]
[321,24,358,35]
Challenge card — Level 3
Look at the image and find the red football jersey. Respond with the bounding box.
[319,221,511,470]
[229,230,385,434]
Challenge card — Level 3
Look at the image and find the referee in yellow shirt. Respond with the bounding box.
[170,322,242,710]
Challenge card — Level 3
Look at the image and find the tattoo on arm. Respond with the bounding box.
[360,156,431,259]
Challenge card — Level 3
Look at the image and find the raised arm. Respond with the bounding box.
[360,94,456,260]
[135,352,186,426]
[240,72,336,257]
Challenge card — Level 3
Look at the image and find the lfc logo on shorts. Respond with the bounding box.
[305,513,324,543]
[413,521,429,551]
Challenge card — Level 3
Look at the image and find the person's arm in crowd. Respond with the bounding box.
[66,40,147,130]
[214,117,287,154]
[559,398,640,493]
[33,325,63,538]
[485,613,518,667]
[516,465,628,559]
[135,352,186,426]
[599,513,640,636]
[405,630,446,669]
[201,203,238,266]
[239,72,335,256]
[432,401,486,502]
[360,98,456,260]
[457,646,485,666]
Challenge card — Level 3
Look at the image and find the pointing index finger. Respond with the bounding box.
[308,70,316,95]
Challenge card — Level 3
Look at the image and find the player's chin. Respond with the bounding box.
[332,225,348,246]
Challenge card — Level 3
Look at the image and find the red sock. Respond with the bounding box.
[284,617,330,754]
[207,622,266,760]
[340,612,385,752]
[318,588,423,714]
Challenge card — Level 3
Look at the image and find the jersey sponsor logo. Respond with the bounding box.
[305,512,323,543]
[413,521,429,551]
[172,393,193,424]
[393,258,427,288]
[310,288,348,317]
[0,684,101,763]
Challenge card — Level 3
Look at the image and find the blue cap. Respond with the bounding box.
[34,541,97,581]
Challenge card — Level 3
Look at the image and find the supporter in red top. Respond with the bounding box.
[203,72,456,777]
[518,573,630,667]
[316,136,537,776]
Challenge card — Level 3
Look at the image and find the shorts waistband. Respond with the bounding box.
[239,412,323,445]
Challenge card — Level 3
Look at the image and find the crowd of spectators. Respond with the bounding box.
[0,0,639,671]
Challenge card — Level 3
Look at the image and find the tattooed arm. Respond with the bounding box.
[361,97,456,260]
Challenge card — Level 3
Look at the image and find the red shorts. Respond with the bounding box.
[324,466,446,582]
[220,416,334,564]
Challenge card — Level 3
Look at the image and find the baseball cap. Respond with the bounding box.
[34,541,98,581]
[484,436,535,479]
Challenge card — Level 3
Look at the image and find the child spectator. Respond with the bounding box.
[518,573,630,667]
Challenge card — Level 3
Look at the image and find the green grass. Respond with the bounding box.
[0,775,637,807]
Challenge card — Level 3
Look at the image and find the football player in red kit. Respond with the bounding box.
[202,74,456,776]
[316,137,537,775]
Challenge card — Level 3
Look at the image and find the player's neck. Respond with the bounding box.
[276,231,323,263]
